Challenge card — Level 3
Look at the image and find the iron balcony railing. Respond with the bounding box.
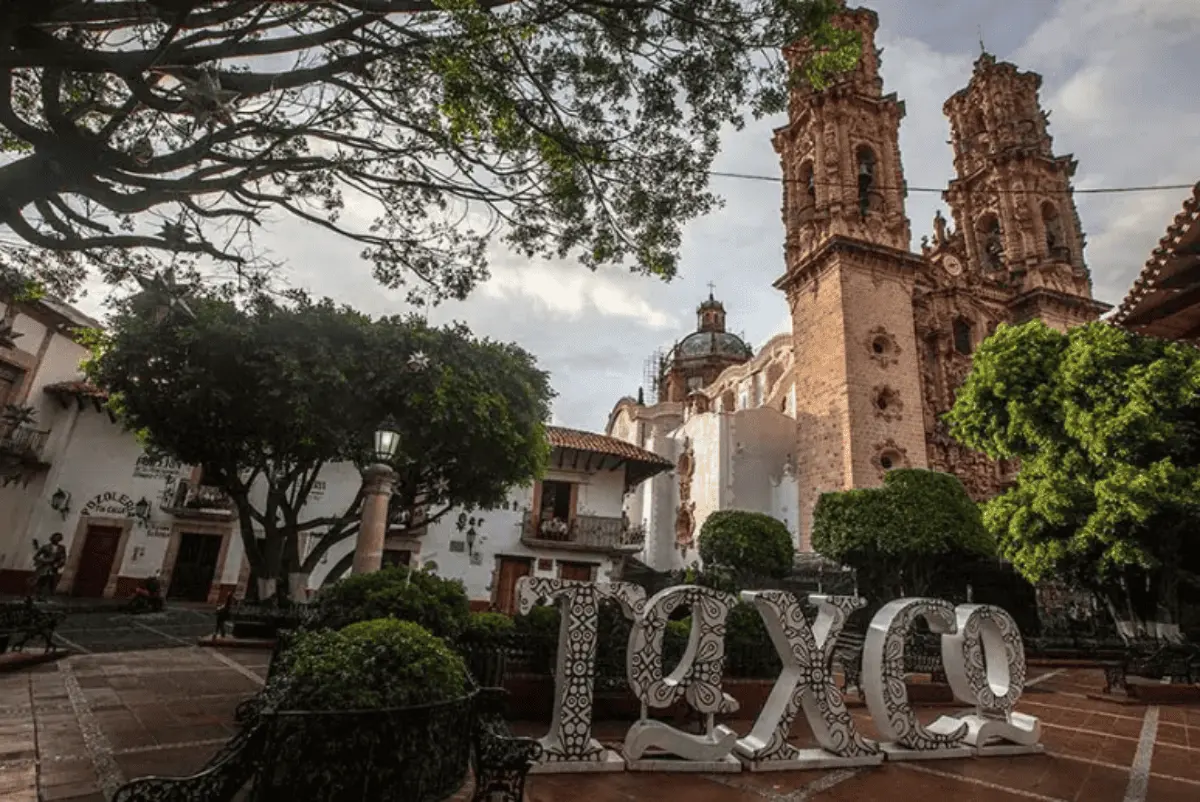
[0,423,49,461]
[520,510,645,553]
[163,478,236,518]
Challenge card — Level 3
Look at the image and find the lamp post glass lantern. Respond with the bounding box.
[373,426,401,464]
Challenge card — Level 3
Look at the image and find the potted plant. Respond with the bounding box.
[259,617,475,801]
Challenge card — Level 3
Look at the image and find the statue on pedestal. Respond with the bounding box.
[29,532,66,599]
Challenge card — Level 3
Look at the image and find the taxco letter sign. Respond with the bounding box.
[516,578,1042,775]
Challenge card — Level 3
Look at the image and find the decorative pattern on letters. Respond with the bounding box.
[862,598,968,751]
[624,585,740,762]
[516,577,645,764]
[735,592,879,764]
[943,604,1027,715]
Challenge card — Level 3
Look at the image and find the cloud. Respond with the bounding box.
[64,1,1200,434]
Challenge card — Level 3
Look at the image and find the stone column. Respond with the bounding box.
[351,464,396,575]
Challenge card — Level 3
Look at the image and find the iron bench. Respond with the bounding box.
[0,598,65,655]
[832,630,865,694]
[213,599,306,640]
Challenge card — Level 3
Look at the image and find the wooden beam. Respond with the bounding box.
[609,458,626,472]
[571,448,581,469]
[1124,281,1200,325]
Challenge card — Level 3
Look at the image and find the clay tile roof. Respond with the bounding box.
[547,426,672,467]
[1111,182,1200,339]
[43,380,109,399]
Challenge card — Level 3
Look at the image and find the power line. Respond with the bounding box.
[707,170,1196,195]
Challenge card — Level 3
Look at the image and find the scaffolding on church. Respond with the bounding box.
[641,347,668,404]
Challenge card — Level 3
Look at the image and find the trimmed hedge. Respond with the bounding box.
[811,468,995,602]
[273,618,469,711]
[308,565,470,642]
[698,510,795,579]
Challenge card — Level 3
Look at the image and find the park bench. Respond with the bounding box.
[0,598,65,655]
[832,630,865,694]
[112,684,542,802]
[213,598,308,641]
[904,631,948,684]
[1103,637,1200,694]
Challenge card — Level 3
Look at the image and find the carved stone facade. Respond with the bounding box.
[608,2,1113,561]
[774,4,1110,525]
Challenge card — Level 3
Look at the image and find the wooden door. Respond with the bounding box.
[167,532,223,602]
[558,562,594,582]
[72,526,122,597]
[494,557,532,615]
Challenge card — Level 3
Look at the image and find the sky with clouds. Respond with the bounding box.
[72,0,1200,433]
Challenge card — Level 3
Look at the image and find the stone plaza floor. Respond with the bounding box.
[0,645,1198,802]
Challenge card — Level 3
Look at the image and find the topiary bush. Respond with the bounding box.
[698,510,795,579]
[458,611,516,686]
[812,468,995,605]
[262,618,475,802]
[460,611,515,648]
[308,565,470,642]
[273,618,470,711]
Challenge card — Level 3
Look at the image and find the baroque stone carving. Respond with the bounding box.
[871,386,903,422]
[870,439,909,474]
[865,326,901,367]
[516,577,646,772]
[675,439,696,551]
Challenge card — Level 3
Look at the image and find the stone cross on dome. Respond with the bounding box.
[706,281,716,300]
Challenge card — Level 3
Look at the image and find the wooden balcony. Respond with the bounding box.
[162,479,236,520]
[520,511,645,554]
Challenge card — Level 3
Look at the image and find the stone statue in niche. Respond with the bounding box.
[624,585,742,771]
[515,577,646,773]
[822,122,839,169]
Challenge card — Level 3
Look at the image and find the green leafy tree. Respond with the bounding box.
[946,320,1200,627]
[698,510,795,579]
[811,469,995,602]
[85,286,553,594]
[0,1,858,298]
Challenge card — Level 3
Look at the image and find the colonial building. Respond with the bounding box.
[1111,182,1200,344]
[0,295,669,609]
[607,2,1114,573]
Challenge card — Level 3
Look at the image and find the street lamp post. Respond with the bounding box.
[351,423,401,575]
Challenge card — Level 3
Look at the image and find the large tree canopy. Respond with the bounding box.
[85,285,554,591]
[945,321,1200,625]
[0,0,857,299]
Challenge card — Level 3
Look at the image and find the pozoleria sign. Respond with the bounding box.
[516,577,1043,774]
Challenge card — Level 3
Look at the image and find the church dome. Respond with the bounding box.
[675,330,753,360]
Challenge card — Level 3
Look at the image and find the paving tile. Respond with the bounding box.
[1146,775,1200,802]
[1151,742,1200,783]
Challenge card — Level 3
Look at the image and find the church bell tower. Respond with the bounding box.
[773,3,929,548]
[943,53,1104,329]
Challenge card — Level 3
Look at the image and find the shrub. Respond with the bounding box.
[812,468,995,603]
[274,618,469,711]
[460,611,515,649]
[309,565,470,642]
[698,510,795,579]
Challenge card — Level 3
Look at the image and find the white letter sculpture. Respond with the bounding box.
[862,598,972,760]
[933,604,1043,755]
[516,576,646,773]
[735,592,882,770]
[623,585,742,772]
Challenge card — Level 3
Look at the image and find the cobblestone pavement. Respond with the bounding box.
[1,651,1198,801]
[50,607,216,654]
